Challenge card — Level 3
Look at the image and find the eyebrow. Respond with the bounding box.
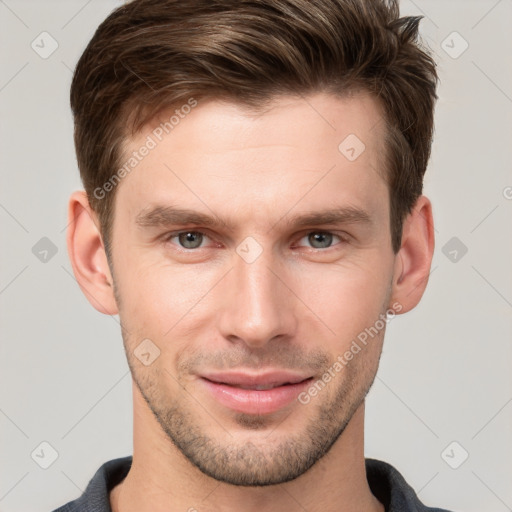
[135,205,373,231]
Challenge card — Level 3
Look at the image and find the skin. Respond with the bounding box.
[67,91,435,512]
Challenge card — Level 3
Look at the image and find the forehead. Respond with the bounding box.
[114,92,389,229]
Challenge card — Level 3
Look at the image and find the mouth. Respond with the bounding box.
[199,371,314,415]
[214,382,302,390]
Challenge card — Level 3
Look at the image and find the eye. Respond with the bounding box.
[296,231,347,249]
[162,229,348,252]
[165,230,210,249]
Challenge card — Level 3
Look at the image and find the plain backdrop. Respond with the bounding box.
[1,1,511,511]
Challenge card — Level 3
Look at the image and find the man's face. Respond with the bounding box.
[109,92,397,485]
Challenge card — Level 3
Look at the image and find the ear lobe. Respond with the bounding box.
[66,190,118,315]
[390,195,435,314]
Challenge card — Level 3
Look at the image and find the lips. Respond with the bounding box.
[202,370,309,387]
[230,383,290,390]
[199,370,313,415]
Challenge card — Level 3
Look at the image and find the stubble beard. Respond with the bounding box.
[127,346,380,487]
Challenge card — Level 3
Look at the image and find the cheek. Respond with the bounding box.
[113,233,393,353]
[115,256,222,336]
[294,259,391,338]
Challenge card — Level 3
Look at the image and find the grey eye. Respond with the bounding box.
[308,232,333,249]
[178,231,204,249]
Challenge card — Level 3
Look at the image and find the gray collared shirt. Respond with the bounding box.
[51,456,454,512]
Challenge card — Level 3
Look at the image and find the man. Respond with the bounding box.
[54,0,451,510]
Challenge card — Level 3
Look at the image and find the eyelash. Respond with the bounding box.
[162,229,349,251]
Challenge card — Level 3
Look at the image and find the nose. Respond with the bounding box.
[217,244,298,349]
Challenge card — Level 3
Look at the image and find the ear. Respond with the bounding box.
[66,190,118,315]
[389,195,435,314]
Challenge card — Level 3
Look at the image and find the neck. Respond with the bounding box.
[110,384,384,512]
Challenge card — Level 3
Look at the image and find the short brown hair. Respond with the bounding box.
[70,0,438,256]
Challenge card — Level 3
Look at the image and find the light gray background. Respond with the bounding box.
[1,1,511,511]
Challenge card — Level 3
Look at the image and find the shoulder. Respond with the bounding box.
[50,456,132,512]
[365,458,454,512]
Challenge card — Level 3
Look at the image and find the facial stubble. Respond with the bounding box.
[123,332,383,487]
